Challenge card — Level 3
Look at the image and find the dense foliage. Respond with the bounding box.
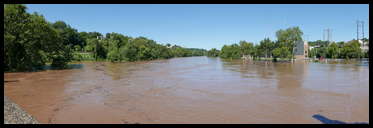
[4,4,206,72]
[220,44,242,59]
[4,4,72,71]
[308,40,330,47]
[219,26,368,60]
[219,27,303,60]
[207,48,220,57]
[308,40,367,59]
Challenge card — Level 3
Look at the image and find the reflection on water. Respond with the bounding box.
[4,56,369,124]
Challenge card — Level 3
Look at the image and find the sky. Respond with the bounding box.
[26,4,369,50]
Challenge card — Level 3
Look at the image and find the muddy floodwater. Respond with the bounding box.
[4,56,369,124]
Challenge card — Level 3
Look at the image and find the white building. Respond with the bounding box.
[359,40,369,52]
[309,45,320,51]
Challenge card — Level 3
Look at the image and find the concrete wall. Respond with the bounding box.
[294,40,309,60]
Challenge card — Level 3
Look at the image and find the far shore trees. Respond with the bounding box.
[207,48,220,57]
[220,27,303,60]
[308,40,366,59]
[4,4,206,72]
[219,26,367,61]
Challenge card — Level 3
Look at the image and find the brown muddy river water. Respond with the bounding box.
[4,56,369,124]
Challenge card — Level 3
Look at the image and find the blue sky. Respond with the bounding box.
[26,4,369,50]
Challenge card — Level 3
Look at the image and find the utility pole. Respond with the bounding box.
[326,28,330,42]
[322,29,325,41]
[329,29,332,43]
[323,28,332,43]
[356,20,366,46]
[362,21,364,40]
[357,20,360,41]
[362,21,365,46]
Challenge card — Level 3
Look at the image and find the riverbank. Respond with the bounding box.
[4,96,39,124]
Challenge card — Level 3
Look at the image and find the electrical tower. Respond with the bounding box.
[357,20,365,40]
[356,20,366,46]
[329,29,332,42]
[362,21,364,40]
[357,20,360,40]
[323,28,332,43]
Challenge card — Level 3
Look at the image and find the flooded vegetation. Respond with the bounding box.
[4,56,369,124]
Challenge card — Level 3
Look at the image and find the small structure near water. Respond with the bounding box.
[294,40,309,60]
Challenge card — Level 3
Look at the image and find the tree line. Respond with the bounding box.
[307,39,368,59]
[208,27,303,61]
[4,4,206,72]
[207,27,369,60]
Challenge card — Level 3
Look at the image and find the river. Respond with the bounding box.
[4,56,369,124]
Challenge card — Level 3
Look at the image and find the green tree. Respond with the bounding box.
[50,45,73,68]
[341,40,362,59]
[207,48,220,57]
[185,48,206,56]
[239,41,254,56]
[272,47,291,61]
[258,38,275,58]
[121,42,139,61]
[85,38,107,60]
[106,38,122,62]
[327,43,339,59]
[308,48,315,59]
[4,4,71,71]
[316,47,328,58]
[52,21,84,47]
[252,45,262,60]
[220,44,241,59]
[308,40,330,47]
[276,26,303,58]
[171,45,188,57]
